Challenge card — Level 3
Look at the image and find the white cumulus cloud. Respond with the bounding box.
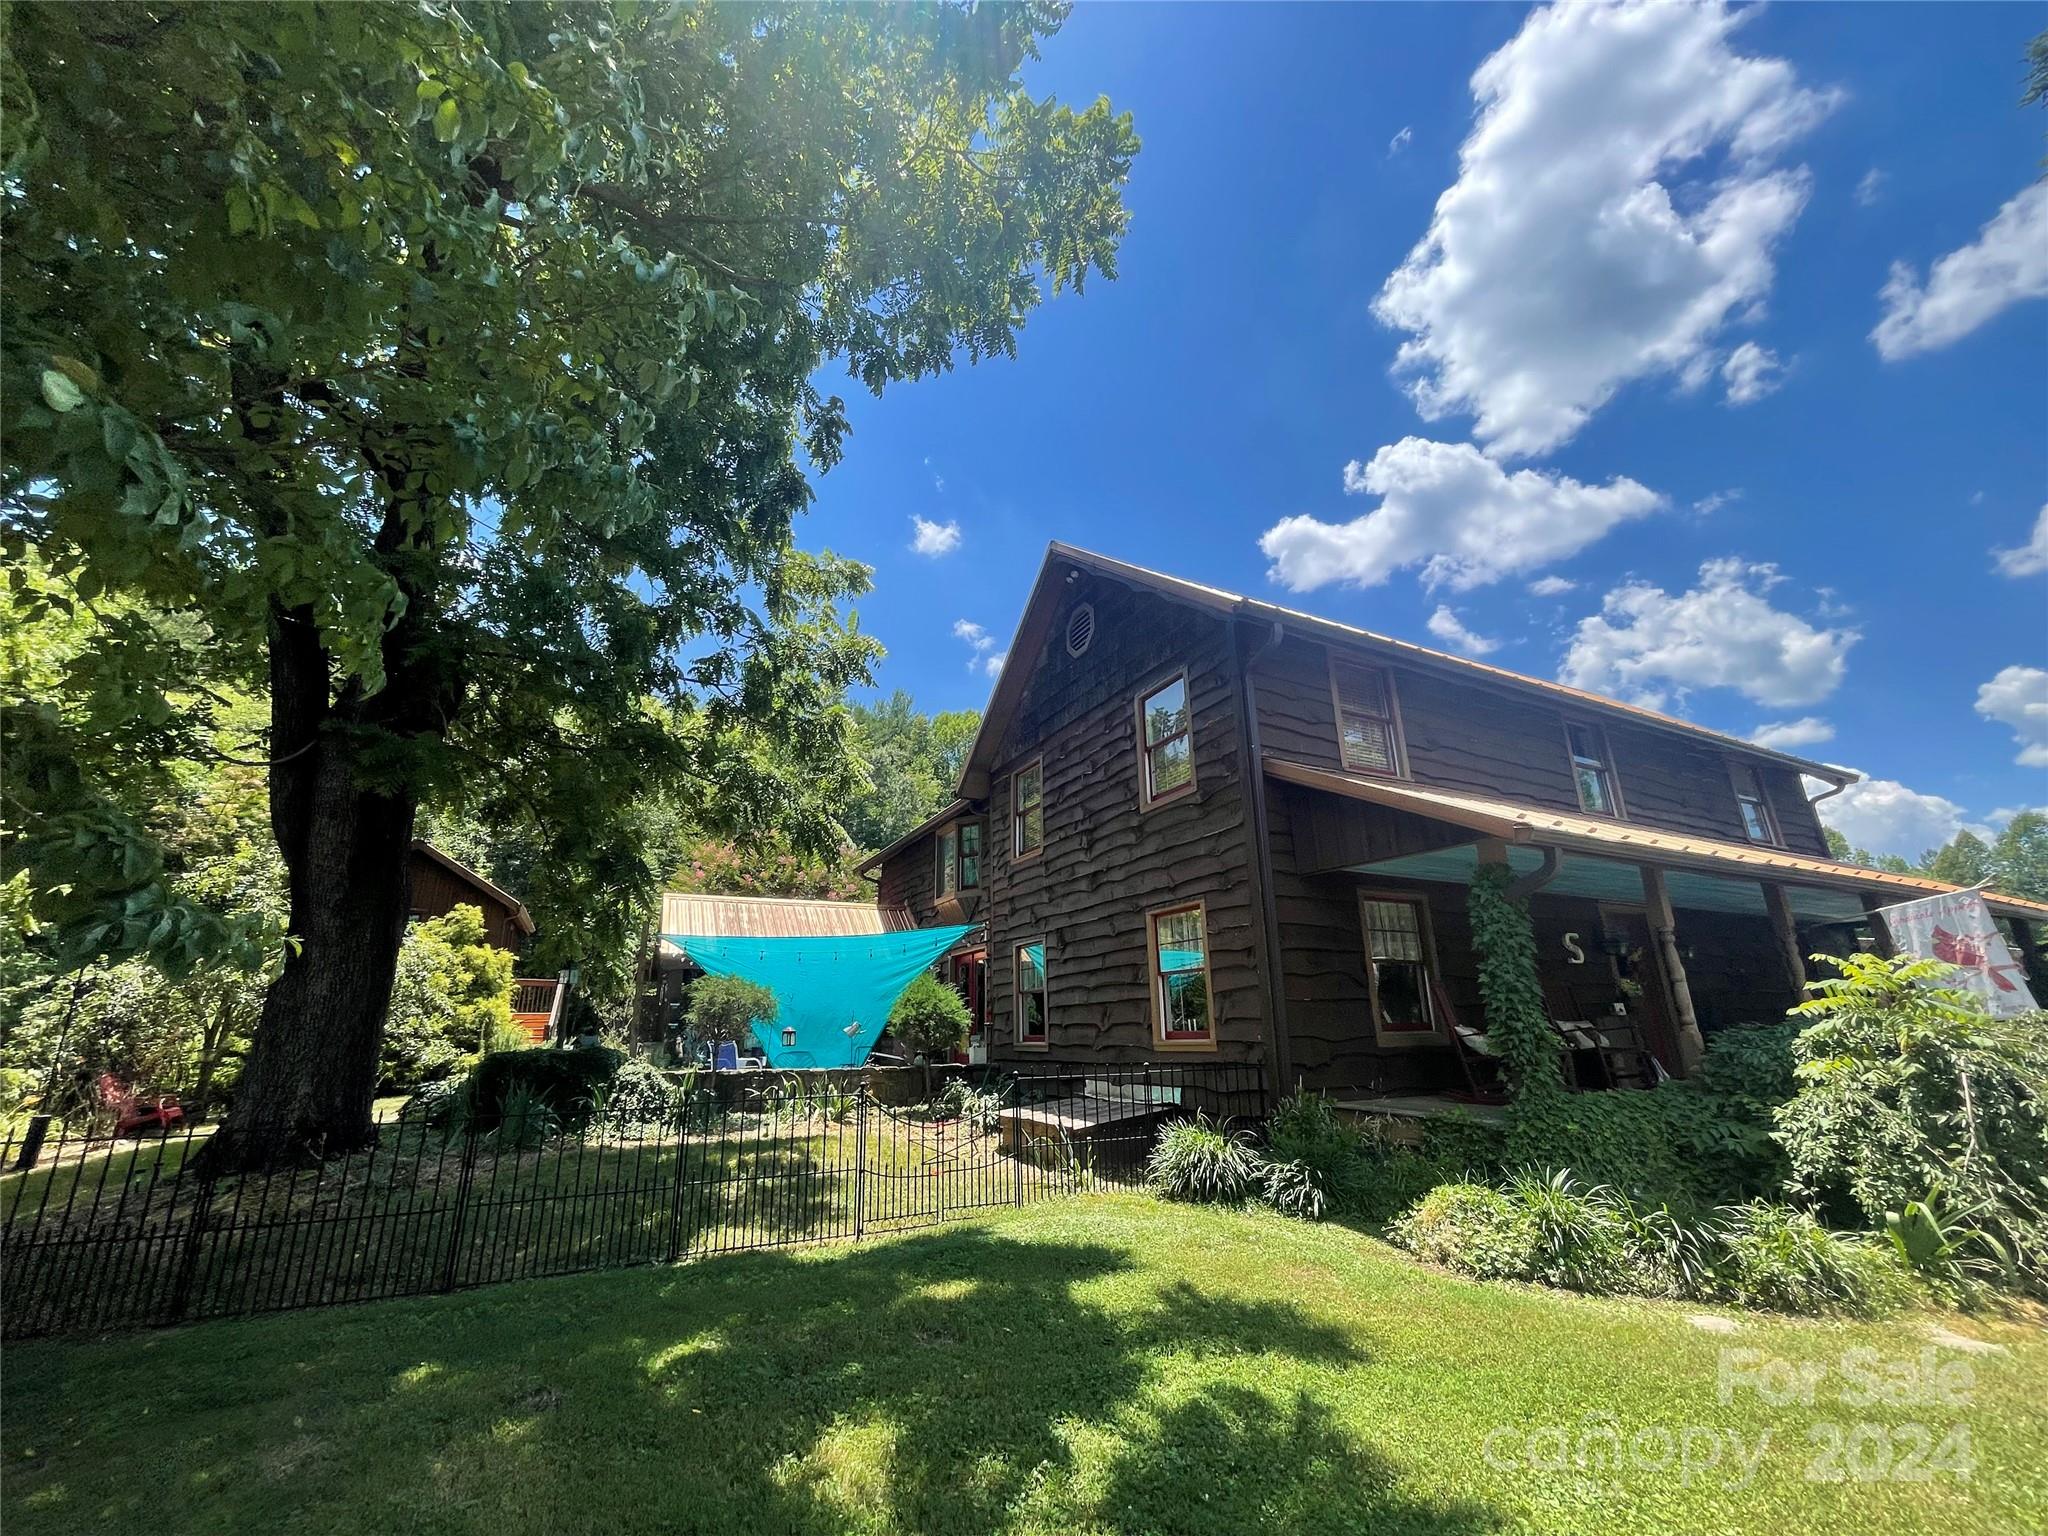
[1426,606,1503,657]
[1976,665,2048,768]
[1721,341,1782,405]
[1373,0,1835,457]
[1260,438,1664,593]
[910,516,961,557]
[1993,505,2048,579]
[1854,167,1887,207]
[1822,775,1969,861]
[1872,181,2048,359]
[1749,716,1834,751]
[1528,575,1578,597]
[1560,557,1858,710]
[981,652,1007,679]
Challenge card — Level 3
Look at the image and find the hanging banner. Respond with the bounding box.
[1872,889,2034,1018]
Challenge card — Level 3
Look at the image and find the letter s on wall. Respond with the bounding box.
[1563,932,1586,965]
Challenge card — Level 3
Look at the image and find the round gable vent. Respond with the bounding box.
[1064,601,1096,658]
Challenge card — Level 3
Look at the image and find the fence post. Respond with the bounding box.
[852,1080,867,1243]
[664,1101,692,1264]
[440,1122,481,1293]
[165,1163,220,1325]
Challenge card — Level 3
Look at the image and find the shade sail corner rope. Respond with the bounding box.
[663,925,976,1068]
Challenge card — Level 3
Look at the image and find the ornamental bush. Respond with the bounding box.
[381,906,517,1092]
[1146,1115,1263,1203]
[466,1046,622,1133]
[1388,1183,1541,1281]
[1709,1202,1916,1319]
[685,975,778,1052]
[888,973,972,1061]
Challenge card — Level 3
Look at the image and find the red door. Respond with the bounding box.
[949,949,988,1061]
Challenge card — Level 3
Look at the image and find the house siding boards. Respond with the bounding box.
[1247,634,1830,854]
[983,580,1265,1064]
[407,847,528,951]
[875,832,945,927]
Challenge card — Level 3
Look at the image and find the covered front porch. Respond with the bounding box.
[1263,759,2048,1106]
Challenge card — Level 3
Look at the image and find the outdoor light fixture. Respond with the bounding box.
[843,1020,861,1037]
[781,1025,797,1049]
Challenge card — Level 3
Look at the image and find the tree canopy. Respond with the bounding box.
[2,1,1134,1159]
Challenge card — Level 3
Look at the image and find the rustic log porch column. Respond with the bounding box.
[1638,865,1705,1077]
[1761,881,1808,1005]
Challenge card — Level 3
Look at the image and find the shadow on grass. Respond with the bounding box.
[5,1221,1501,1536]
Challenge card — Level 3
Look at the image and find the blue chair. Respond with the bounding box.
[713,1041,739,1071]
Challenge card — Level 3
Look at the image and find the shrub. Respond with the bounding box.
[598,1058,681,1129]
[381,906,516,1093]
[490,1082,563,1151]
[1388,1183,1540,1281]
[1260,1157,1330,1221]
[466,1046,621,1132]
[1501,1169,1636,1293]
[398,1075,469,1128]
[934,1077,1008,1133]
[889,974,971,1061]
[686,975,777,1050]
[1776,953,2048,1292]
[1146,1115,1262,1203]
[1709,1202,1916,1319]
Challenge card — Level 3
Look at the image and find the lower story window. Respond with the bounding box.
[1016,941,1048,1046]
[1149,903,1214,1046]
[1360,895,1437,1038]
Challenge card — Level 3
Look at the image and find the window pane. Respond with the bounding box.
[1739,799,1771,843]
[1015,765,1043,853]
[1148,735,1193,797]
[1162,970,1210,1035]
[1574,764,1613,816]
[1017,942,1046,1041]
[1340,713,1395,774]
[1363,900,1424,963]
[937,829,956,896]
[1335,664,1387,719]
[1373,960,1433,1030]
[1567,724,1601,764]
[1143,677,1188,747]
[959,824,982,887]
[1018,942,1046,992]
[1155,907,1205,970]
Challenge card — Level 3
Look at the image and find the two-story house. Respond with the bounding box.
[860,544,2048,1098]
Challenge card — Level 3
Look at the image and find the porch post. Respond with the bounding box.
[1638,865,1705,1077]
[1859,892,1895,957]
[2009,917,2048,1010]
[1761,882,1808,1004]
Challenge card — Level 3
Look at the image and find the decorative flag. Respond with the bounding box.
[1872,890,2034,1018]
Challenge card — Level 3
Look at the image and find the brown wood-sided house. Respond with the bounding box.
[407,840,535,952]
[861,544,2048,1100]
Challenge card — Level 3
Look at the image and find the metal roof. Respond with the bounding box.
[658,892,920,940]
[957,543,1854,798]
[1264,758,2048,921]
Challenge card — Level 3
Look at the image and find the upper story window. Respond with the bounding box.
[1136,670,1196,808]
[1330,658,1405,777]
[1731,763,1781,846]
[1016,941,1048,1047]
[1148,902,1215,1048]
[934,821,983,898]
[1359,894,1438,1042]
[1011,759,1044,859]
[1565,721,1621,818]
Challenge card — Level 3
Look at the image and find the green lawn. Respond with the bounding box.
[7,1195,2044,1535]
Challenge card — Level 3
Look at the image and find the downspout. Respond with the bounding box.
[1505,844,1561,902]
[1234,615,1292,1104]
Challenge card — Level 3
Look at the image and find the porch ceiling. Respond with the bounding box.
[1353,843,1870,923]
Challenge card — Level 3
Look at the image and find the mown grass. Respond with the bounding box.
[7,1195,2044,1535]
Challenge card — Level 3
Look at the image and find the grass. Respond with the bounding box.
[7,1196,2044,1536]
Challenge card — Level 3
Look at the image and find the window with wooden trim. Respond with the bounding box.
[1565,722,1621,817]
[1011,760,1044,858]
[1015,941,1048,1046]
[957,822,982,889]
[1330,659,1404,776]
[1731,763,1780,846]
[1359,895,1438,1040]
[935,826,957,899]
[1136,671,1195,807]
[1148,902,1215,1046]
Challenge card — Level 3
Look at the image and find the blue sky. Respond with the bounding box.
[802,2,2047,858]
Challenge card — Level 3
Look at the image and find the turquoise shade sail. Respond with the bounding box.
[665,926,977,1068]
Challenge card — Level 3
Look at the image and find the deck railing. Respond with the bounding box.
[0,1059,1264,1339]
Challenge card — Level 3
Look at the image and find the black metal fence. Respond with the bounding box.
[1,1059,1265,1339]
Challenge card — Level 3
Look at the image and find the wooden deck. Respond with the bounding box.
[1332,1094,1508,1124]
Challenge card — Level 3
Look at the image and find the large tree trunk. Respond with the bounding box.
[197,580,454,1170]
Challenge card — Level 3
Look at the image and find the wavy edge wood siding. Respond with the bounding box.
[984,579,1264,1065]
[1248,634,1828,855]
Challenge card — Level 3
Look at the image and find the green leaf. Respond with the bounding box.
[39,369,83,412]
[434,96,461,143]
